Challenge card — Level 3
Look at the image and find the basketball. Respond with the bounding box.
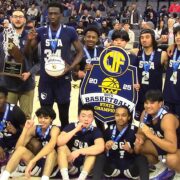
[45,60,65,77]
[100,77,120,89]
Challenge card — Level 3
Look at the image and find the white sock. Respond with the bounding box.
[41,175,49,180]
[0,170,10,180]
[78,170,88,180]
[60,168,69,180]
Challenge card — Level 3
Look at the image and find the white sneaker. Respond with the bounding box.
[173,172,180,180]
[150,161,168,179]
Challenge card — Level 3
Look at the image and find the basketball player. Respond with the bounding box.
[135,90,180,179]
[131,29,168,120]
[0,86,26,167]
[72,26,106,131]
[0,107,60,180]
[163,25,180,118]
[92,106,149,180]
[57,104,104,180]
[73,26,103,80]
[111,30,140,91]
[26,2,83,129]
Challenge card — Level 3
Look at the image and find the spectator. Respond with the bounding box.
[108,20,122,40]
[123,21,135,49]
[26,3,38,21]
[97,0,106,12]
[169,0,180,14]
[129,3,140,30]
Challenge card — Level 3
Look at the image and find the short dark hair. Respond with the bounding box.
[84,26,100,37]
[0,86,8,96]
[112,30,130,42]
[115,105,131,116]
[35,107,56,120]
[48,2,63,13]
[78,104,95,116]
[174,25,180,36]
[144,90,163,102]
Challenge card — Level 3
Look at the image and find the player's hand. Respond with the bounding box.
[134,134,145,146]
[6,122,17,134]
[75,122,84,132]
[24,119,34,129]
[122,140,132,153]
[160,35,168,43]
[68,150,80,162]
[0,146,6,161]
[141,123,154,139]
[85,64,92,72]
[105,140,114,151]
[167,44,175,57]
[21,72,31,81]
[133,83,140,91]
[78,70,85,79]
[25,160,36,178]
[27,27,37,41]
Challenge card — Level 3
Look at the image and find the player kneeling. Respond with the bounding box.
[0,107,60,180]
[57,104,104,180]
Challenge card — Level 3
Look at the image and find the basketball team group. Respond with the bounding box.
[0,2,180,180]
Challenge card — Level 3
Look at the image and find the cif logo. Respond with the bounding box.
[100,46,130,77]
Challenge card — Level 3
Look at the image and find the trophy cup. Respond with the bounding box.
[0,27,24,78]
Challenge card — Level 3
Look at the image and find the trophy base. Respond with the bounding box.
[0,61,22,78]
[0,72,22,78]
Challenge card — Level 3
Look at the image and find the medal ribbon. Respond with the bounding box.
[48,25,62,53]
[0,104,10,132]
[111,125,128,142]
[36,125,51,140]
[142,50,155,72]
[172,48,180,72]
[83,46,97,64]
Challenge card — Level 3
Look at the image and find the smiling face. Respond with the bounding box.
[115,107,131,128]
[78,110,94,128]
[38,115,52,130]
[84,30,98,48]
[175,31,180,47]
[144,100,163,116]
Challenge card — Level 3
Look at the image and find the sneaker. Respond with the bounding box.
[173,172,180,180]
[150,162,169,180]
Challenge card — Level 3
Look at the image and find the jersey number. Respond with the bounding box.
[142,71,149,85]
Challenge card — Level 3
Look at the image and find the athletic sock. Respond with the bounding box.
[60,168,69,180]
[41,175,49,180]
[0,170,10,180]
[78,170,88,180]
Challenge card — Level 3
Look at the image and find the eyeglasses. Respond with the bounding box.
[12,15,24,19]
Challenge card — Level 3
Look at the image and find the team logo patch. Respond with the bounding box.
[41,92,47,100]
[80,47,138,123]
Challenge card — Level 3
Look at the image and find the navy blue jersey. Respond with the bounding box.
[144,109,180,155]
[163,49,180,104]
[35,125,53,147]
[63,122,103,151]
[0,103,26,149]
[36,25,78,82]
[104,124,138,168]
[128,52,138,67]
[137,49,163,103]
[79,46,104,71]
